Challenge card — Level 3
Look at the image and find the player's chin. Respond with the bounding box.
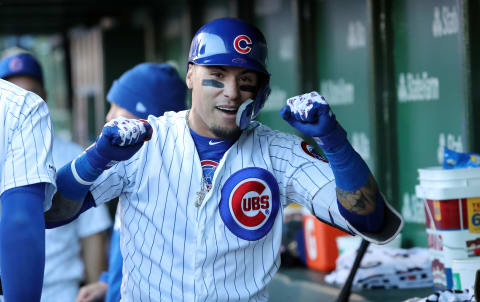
[210,123,241,139]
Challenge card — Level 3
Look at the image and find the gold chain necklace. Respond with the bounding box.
[187,109,208,207]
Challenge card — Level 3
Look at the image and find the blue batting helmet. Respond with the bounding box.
[0,52,44,85]
[188,18,271,126]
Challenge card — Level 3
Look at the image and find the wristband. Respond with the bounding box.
[56,154,104,202]
[85,145,115,170]
[313,123,348,153]
[322,139,370,191]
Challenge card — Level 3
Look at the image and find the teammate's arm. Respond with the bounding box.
[280,92,388,233]
[45,117,152,225]
[45,192,96,228]
[1,183,46,301]
[0,91,57,301]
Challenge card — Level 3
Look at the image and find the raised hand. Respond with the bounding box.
[280,91,337,138]
[86,117,153,169]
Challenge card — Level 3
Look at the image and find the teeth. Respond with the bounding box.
[217,107,237,111]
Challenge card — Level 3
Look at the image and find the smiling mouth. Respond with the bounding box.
[216,106,238,114]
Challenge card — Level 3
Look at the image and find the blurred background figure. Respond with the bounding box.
[0,49,112,302]
[76,62,187,302]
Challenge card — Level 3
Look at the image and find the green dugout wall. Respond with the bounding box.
[254,0,300,134]
[391,0,469,246]
[314,0,377,174]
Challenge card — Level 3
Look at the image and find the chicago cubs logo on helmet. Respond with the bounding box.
[220,167,280,241]
[9,57,23,72]
[301,141,328,163]
[233,35,252,54]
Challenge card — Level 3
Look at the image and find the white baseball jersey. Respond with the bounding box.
[90,111,369,302]
[0,78,56,210]
[42,136,112,302]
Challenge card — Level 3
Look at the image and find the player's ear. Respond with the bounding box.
[186,63,195,89]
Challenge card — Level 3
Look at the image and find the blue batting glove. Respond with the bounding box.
[86,117,153,170]
[280,91,347,151]
[280,91,336,137]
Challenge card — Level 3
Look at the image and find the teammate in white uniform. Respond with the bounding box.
[0,51,112,302]
[0,78,56,301]
[47,18,403,302]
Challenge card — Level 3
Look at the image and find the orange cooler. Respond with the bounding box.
[303,214,348,272]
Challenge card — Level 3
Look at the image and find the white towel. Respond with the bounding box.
[403,288,475,302]
[325,246,433,289]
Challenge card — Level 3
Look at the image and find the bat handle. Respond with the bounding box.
[335,239,370,302]
[474,269,480,301]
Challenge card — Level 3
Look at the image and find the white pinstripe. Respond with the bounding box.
[90,110,346,302]
[0,78,56,211]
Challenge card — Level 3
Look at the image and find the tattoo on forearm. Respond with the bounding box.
[44,193,83,222]
[336,174,378,215]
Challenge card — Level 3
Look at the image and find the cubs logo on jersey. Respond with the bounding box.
[220,167,279,241]
[300,141,328,163]
[233,35,252,54]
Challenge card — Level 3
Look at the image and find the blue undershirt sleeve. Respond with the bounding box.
[0,183,46,302]
[105,229,123,302]
[98,271,109,283]
[320,131,385,233]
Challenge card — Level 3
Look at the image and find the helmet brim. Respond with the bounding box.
[191,54,269,77]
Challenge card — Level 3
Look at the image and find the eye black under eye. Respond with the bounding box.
[203,79,224,88]
[239,85,257,93]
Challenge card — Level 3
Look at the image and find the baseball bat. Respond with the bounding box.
[474,268,480,301]
[335,238,370,302]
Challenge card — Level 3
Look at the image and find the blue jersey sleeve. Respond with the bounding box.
[0,183,46,302]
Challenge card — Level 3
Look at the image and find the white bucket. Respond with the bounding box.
[416,166,480,199]
[416,166,480,290]
[451,258,480,290]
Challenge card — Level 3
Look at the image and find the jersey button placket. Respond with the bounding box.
[194,196,207,300]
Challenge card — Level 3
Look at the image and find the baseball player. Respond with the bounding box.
[0,50,112,302]
[47,17,403,301]
[75,62,187,302]
[0,78,56,302]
